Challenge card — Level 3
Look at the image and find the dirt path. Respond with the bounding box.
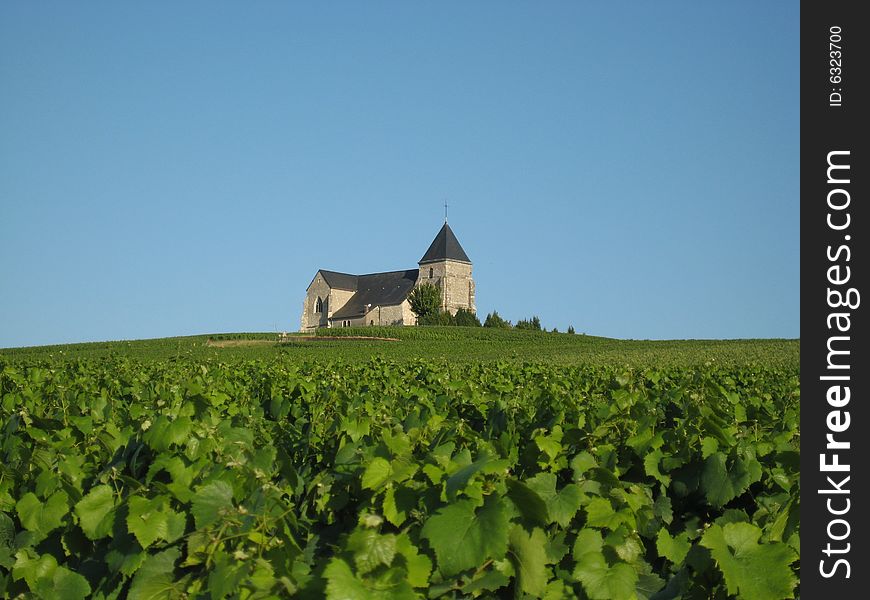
[206,336,400,348]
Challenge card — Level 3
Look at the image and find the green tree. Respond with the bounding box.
[408,283,441,320]
[419,311,455,326]
[483,311,511,329]
[567,325,575,334]
[515,316,542,331]
[454,308,481,327]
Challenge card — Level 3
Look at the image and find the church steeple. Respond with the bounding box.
[416,222,475,316]
[419,222,471,265]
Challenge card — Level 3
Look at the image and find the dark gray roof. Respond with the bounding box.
[318,270,359,291]
[329,269,420,319]
[419,222,471,264]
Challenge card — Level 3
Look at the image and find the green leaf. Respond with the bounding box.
[700,436,719,458]
[584,497,626,530]
[700,522,797,600]
[572,528,638,599]
[208,552,247,599]
[128,547,182,600]
[573,528,604,559]
[643,450,670,486]
[548,484,583,527]
[361,458,392,490]
[42,566,92,600]
[12,549,91,600]
[508,525,549,596]
[105,531,146,576]
[701,452,762,508]
[0,512,15,548]
[324,558,417,600]
[16,491,69,539]
[655,528,691,564]
[396,533,431,588]
[571,451,598,478]
[383,486,416,527]
[525,473,583,527]
[75,485,116,540]
[347,529,397,575]
[421,496,510,576]
[190,481,234,529]
[446,454,490,498]
[574,553,638,600]
[126,496,186,548]
[506,478,549,526]
[324,558,371,600]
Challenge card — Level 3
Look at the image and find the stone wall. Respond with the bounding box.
[416,259,475,315]
[300,273,357,332]
[326,302,409,328]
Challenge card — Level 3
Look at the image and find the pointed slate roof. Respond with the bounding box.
[419,222,471,264]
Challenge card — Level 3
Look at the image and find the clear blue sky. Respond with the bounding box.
[0,2,799,347]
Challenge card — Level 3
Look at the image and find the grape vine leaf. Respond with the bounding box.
[421,496,510,576]
[508,525,549,596]
[643,450,670,486]
[656,528,691,565]
[396,533,431,588]
[324,558,370,600]
[75,485,116,540]
[324,558,417,600]
[16,491,69,540]
[347,529,397,575]
[190,481,234,529]
[700,522,797,600]
[126,496,186,549]
[128,547,182,600]
[701,452,762,508]
[361,458,392,490]
[12,549,91,600]
[525,473,583,527]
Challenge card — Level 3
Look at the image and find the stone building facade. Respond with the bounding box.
[300,223,475,332]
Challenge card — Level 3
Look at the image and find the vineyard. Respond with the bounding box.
[0,334,800,598]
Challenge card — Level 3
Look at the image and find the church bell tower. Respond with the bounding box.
[416,222,475,314]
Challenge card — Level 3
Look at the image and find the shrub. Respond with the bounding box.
[567,325,575,334]
[454,308,481,327]
[483,311,512,329]
[418,311,455,326]
[515,316,542,331]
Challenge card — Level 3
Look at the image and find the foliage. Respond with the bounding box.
[418,309,481,327]
[515,316,542,331]
[482,311,511,329]
[0,353,800,598]
[408,284,441,320]
[1,329,800,369]
[568,325,575,335]
[453,309,481,327]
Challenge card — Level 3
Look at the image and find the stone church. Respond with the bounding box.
[300,222,475,331]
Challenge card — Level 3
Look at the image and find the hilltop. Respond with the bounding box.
[0,327,799,368]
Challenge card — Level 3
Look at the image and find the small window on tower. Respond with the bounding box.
[315,297,323,313]
[429,267,433,278]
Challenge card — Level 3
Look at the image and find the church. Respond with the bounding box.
[300,222,475,331]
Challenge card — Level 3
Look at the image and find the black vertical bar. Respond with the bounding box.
[801,0,868,596]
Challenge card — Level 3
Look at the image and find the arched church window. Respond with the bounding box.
[315,297,323,313]
[429,267,433,278]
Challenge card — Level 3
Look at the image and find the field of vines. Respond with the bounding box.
[0,354,799,598]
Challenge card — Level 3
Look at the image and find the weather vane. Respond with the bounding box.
[444,200,448,223]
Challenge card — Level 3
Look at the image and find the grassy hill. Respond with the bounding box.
[0,327,799,368]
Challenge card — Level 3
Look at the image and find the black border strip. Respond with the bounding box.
[801,0,868,595]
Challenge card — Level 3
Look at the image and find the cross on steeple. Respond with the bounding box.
[444,201,448,223]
